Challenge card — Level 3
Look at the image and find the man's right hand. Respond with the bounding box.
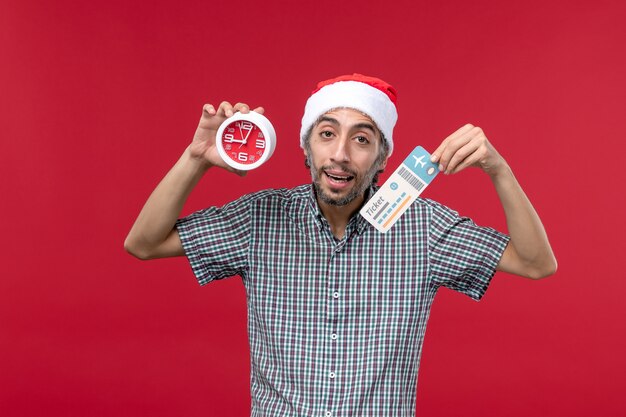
[125,101,264,260]
[189,101,265,176]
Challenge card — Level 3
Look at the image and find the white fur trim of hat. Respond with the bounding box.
[300,74,398,156]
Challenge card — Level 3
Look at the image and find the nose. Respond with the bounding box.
[330,135,350,163]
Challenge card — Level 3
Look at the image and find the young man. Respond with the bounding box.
[125,74,556,417]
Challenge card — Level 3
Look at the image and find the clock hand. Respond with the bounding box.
[236,123,246,148]
[238,123,244,141]
[242,123,253,144]
[239,126,255,149]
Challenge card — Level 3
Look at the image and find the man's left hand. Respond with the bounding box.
[430,124,506,177]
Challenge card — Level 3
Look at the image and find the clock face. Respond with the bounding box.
[219,120,267,166]
[215,111,276,171]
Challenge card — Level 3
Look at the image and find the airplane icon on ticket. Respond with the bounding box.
[413,155,426,168]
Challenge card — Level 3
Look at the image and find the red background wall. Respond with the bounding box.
[1,0,625,415]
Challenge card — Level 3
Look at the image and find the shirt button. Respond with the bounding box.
[333,291,339,299]
[325,412,332,417]
[331,333,338,340]
[329,372,336,379]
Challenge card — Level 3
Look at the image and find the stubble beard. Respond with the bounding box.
[310,160,380,207]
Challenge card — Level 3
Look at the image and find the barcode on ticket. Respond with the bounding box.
[398,166,426,191]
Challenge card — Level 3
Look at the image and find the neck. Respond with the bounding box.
[316,194,366,240]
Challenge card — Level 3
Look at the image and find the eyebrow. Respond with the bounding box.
[317,116,377,134]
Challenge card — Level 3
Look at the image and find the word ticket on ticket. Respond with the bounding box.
[360,146,439,233]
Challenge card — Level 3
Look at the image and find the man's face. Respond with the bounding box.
[305,108,388,207]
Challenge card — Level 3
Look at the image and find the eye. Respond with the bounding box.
[320,130,334,138]
[354,136,370,144]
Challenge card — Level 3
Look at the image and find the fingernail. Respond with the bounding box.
[438,164,444,171]
[430,155,437,162]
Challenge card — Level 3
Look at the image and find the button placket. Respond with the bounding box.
[326,246,342,415]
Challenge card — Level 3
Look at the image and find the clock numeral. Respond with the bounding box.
[224,133,234,143]
[255,139,265,149]
[237,152,248,162]
[226,127,235,133]
[258,132,264,139]
[241,122,253,130]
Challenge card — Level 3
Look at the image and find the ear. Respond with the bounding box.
[379,156,388,170]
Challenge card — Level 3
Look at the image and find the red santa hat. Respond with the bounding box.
[300,73,398,155]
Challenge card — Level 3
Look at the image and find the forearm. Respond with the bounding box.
[429,124,557,278]
[124,147,211,259]
[490,163,557,278]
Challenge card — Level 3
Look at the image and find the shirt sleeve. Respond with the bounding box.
[427,200,510,301]
[175,195,253,286]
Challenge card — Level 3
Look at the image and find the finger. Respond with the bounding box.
[202,103,217,117]
[217,101,234,117]
[445,138,481,174]
[450,145,487,174]
[431,124,475,163]
[438,126,484,172]
[438,125,486,172]
[252,106,265,115]
[233,102,250,114]
[433,124,474,157]
[437,132,475,173]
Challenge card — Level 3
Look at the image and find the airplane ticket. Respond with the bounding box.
[360,146,439,233]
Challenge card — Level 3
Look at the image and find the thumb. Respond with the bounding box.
[232,168,248,177]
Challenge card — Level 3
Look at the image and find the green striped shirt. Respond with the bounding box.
[176,184,509,417]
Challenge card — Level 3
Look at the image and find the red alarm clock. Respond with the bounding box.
[215,111,276,171]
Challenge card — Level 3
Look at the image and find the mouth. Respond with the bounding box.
[323,170,355,186]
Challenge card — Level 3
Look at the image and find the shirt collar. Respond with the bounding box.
[307,184,374,236]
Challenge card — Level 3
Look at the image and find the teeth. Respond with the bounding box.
[326,172,352,182]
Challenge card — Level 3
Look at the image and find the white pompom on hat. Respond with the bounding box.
[300,73,398,155]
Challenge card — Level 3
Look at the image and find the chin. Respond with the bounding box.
[316,184,361,207]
